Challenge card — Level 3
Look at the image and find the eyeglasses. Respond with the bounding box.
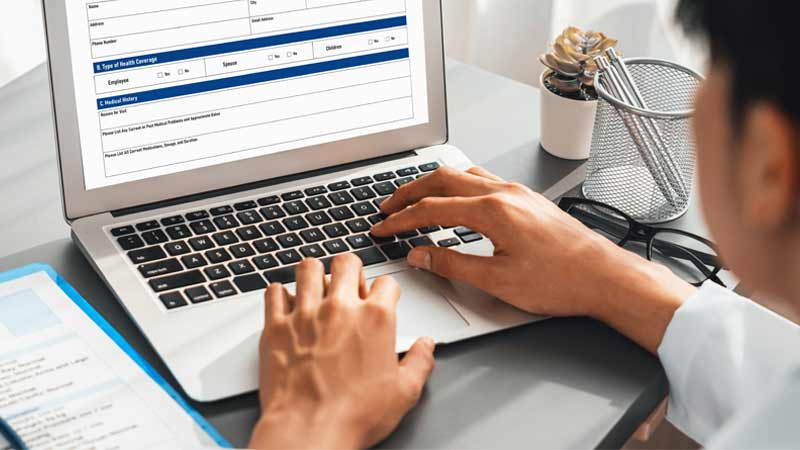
[558,197,725,287]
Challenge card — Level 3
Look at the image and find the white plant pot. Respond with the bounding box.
[539,71,598,160]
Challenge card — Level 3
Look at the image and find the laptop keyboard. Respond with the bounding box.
[108,162,485,311]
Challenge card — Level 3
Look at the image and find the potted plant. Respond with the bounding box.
[539,27,618,160]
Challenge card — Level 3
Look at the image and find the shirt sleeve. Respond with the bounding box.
[657,283,800,445]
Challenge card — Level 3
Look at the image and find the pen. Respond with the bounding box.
[0,416,26,450]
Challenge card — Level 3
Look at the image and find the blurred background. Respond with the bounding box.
[0,0,703,89]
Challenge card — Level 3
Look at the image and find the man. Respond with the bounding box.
[247,0,800,447]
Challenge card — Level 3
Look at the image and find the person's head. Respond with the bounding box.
[677,0,800,301]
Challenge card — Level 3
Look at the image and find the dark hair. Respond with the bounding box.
[676,0,799,123]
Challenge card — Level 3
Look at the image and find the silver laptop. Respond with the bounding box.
[42,0,542,401]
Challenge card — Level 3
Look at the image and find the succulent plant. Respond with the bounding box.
[540,27,618,100]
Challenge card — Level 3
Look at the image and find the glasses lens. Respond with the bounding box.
[565,202,630,245]
[649,231,720,284]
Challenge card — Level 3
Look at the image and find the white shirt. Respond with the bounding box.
[658,283,800,448]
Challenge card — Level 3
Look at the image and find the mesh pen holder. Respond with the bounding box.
[583,58,704,223]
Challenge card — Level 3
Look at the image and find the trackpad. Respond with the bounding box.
[376,270,469,338]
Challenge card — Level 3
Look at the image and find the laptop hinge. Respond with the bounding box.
[111,151,418,217]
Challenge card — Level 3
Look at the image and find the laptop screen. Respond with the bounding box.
[64,0,430,190]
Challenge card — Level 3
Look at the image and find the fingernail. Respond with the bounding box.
[408,249,431,270]
[422,336,436,349]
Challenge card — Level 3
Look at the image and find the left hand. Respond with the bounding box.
[248,255,436,450]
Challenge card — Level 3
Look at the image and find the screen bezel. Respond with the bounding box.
[43,0,447,220]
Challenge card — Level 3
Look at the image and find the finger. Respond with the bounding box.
[381,167,502,215]
[359,271,369,300]
[294,259,325,311]
[367,275,401,309]
[372,196,492,237]
[466,166,504,181]
[407,246,497,291]
[328,253,363,302]
[398,337,436,406]
[265,283,290,323]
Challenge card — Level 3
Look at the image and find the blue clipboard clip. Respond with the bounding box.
[0,264,232,449]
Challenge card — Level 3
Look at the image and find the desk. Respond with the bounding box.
[0,60,713,449]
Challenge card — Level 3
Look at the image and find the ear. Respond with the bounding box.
[736,104,800,231]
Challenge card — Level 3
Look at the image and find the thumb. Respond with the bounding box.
[407,246,493,286]
[398,337,436,406]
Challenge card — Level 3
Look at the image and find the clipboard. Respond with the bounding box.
[0,263,231,449]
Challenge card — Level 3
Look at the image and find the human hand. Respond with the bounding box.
[371,167,694,352]
[248,254,436,450]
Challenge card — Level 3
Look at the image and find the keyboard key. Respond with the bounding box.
[323,239,349,254]
[300,228,325,243]
[149,270,205,292]
[352,202,378,216]
[186,210,209,221]
[368,214,388,225]
[205,265,231,280]
[254,238,279,254]
[373,182,397,196]
[410,236,434,248]
[305,186,327,196]
[159,292,187,309]
[128,245,166,263]
[210,205,234,216]
[322,223,348,238]
[229,259,256,275]
[185,286,213,303]
[234,200,257,211]
[283,200,309,215]
[136,220,160,231]
[260,206,286,220]
[306,211,332,226]
[258,195,280,206]
[438,238,460,248]
[306,196,332,210]
[237,210,262,225]
[230,243,256,259]
[161,215,185,226]
[369,233,395,244]
[165,241,191,256]
[142,229,168,245]
[282,191,304,201]
[236,226,262,241]
[351,176,373,186]
[259,221,286,236]
[345,219,371,233]
[119,235,146,251]
[351,186,376,201]
[328,191,355,205]
[395,177,414,187]
[277,233,302,248]
[328,206,355,221]
[139,258,182,278]
[188,236,214,251]
[300,244,326,258]
[190,220,216,235]
[111,225,135,236]
[397,230,419,239]
[212,231,239,246]
[181,253,208,269]
[253,254,280,270]
[205,248,232,264]
[381,242,411,260]
[264,267,296,284]
[165,225,192,241]
[374,171,396,181]
[355,247,388,266]
[418,226,441,234]
[374,197,388,208]
[234,274,267,292]
[460,233,484,243]
[276,249,303,265]
[214,215,239,230]
[283,216,309,231]
[328,181,351,191]
[347,234,373,249]
[396,167,419,177]
[210,281,237,298]
[454,226,476,237]
[419,162,440,172]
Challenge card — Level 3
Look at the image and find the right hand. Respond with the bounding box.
[371,167,694,326]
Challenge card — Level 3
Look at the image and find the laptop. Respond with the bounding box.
[42,0,542,401]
